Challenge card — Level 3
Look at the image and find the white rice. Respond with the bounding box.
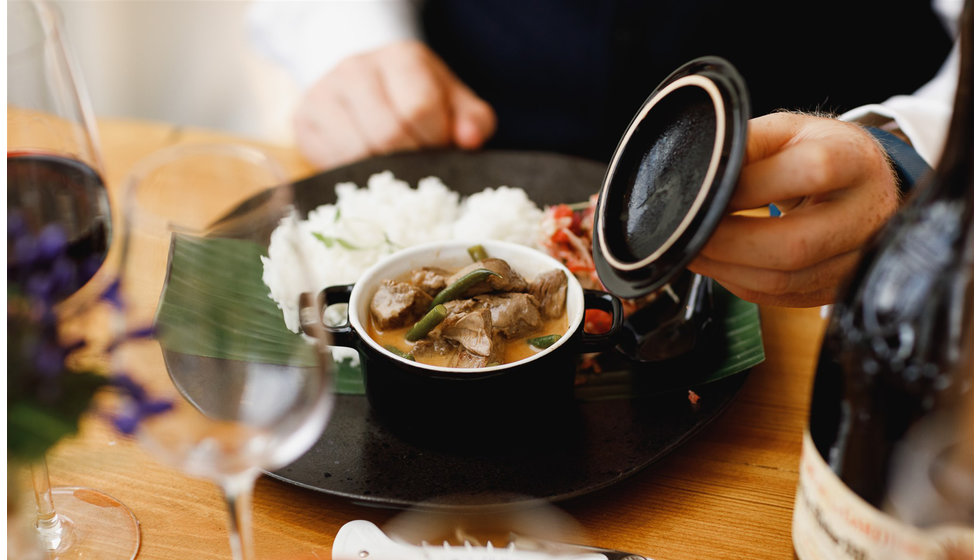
[262,171,545,333]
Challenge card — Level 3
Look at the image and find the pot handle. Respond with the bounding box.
[579,289,623,353]
[302,284,357,348]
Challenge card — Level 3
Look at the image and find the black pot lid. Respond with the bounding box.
[593,56,750,299]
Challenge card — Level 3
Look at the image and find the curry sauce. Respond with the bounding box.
[368,312,569,368]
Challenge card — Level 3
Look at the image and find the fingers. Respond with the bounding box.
[444,79,496,149]
[293,60,415,169]
[729,114,888,212]
[325,44,434,155]
[700,198,879,272]
[688,250,860,307]
[294,85,370,169]
[688,113,902,306]
[710,114,899,272]
[376,42,454,146]
[294,40,496,170]
[344,66,425,154]
[397,42,496,149]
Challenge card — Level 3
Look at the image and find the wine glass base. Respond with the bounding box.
[46,487,140,560]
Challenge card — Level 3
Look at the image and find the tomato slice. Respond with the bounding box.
[584,309,613,334]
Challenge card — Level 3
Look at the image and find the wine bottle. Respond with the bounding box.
[792,3,974,559]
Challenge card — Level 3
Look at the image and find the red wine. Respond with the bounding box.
[7,151,112,295]
[793,4,973,558]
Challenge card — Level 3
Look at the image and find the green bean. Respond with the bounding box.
[405,304,448,342]
[384,345,415,361]
[527,334,562,349]
[430,268,501,307]
[467,244,489,261]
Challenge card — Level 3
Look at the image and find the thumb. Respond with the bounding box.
[446,83,496,149]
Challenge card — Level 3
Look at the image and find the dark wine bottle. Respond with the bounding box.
[792,3,973,559]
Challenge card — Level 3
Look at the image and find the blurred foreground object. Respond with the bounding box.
[792,3,974,558]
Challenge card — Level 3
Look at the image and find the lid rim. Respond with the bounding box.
[592,56,750,299]
[597,74,728,272]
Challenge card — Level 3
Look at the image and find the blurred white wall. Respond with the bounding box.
[51,0,300,144]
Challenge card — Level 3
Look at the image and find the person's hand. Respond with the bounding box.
[294,40,497,170]
[688,112,902,307]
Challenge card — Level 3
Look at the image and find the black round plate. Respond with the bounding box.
[257,149,746,510]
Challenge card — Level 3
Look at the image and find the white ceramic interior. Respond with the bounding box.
[347,240,585,373]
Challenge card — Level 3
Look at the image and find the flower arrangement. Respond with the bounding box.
[7,214,107,461]
[7,213,168,461]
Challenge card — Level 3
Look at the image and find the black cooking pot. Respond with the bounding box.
[309,240,622,437]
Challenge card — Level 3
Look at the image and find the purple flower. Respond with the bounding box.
[106,324,156,353]
[9,218,79,303]
[33,339,69,378]
[36,224,69,262]
[8,211,28,238]
[108,374,174,435]
[100,278,123,309]
[12,235,39,273]
[79,256,103,288]
[48,257,79,296]
[9,217,170,446]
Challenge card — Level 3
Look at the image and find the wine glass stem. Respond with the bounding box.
[32,457,74,551]
[221,474,258,560]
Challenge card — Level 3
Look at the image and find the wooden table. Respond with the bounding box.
[44,117,828,560]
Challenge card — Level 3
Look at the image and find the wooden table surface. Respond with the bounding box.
[44,117,829,560]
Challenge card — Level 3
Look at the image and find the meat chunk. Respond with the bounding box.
[411,336,456,359]
[407,266,450,296]
[414,307,504,368]
[369,280,432,329]
[449,347,499,368]
[441,298,479,316]
[439,308,496,357]
[444,258,528,298]
[529,269,568,319]
[473,293,543,339]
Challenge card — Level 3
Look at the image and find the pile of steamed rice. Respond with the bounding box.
[262,171,546,335]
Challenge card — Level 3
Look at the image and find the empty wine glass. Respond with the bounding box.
[7,1,137,558]
[109,143,334,560]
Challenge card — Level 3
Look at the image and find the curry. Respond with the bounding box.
[366,254,569,368]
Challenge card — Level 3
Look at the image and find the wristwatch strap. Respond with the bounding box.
[863,126,932,195]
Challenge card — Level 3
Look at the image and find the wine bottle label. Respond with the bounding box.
[793,431,973,560]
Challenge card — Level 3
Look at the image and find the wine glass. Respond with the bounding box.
[7,1,139,558]
[109,143,334,560]
[7,0,113,307]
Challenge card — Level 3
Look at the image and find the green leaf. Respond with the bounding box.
[7,370,106,461]
[312,232,360,250]
[312,232,335,248]
[157,235,364,392]
[157,235,313,366]
[312,231,393,252]
[573,285,765,400]
[689,287,765,383]
[333,356,365,394]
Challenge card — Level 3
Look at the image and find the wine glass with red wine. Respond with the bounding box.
[7,1,139,559]
[7,0,111,306]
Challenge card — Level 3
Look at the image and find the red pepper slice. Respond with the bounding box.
[584,309,613,334]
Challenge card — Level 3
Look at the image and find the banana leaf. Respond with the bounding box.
[157,236,763,399]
